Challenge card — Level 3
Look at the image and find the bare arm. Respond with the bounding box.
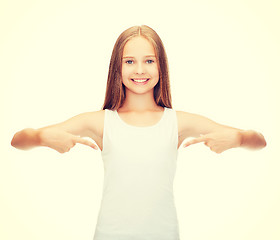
[11,111,102,153]
[177,111,266,153]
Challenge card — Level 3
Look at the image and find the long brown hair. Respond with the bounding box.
[102,25,172,110]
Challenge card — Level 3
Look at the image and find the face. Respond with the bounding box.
[121,36,159,95]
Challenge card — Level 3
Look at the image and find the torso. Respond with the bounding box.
[88,108,186,151]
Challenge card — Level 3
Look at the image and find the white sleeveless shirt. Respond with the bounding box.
[93,107,180,240]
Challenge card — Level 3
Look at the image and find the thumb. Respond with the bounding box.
[74,136,99,150]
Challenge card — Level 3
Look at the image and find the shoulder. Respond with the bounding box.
[175,110,194,121]
[84,109,105,126]
[175,109,207,122]
[87,109,105,118]
[175,110,208,137]
[175,109,224,138]
[81,110,105,138]
[78,109,105,122]
[175,110,190,136]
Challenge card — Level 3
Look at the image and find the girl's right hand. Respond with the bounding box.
[39,128,98,153]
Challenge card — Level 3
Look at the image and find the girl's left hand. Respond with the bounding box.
[183,129,242,154]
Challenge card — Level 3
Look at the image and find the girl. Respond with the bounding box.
[11,25,266,240]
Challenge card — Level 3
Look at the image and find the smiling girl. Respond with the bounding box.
[11,25,266,240]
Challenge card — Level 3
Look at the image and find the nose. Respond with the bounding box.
[135,62,145,74]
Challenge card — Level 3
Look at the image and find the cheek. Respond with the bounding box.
[121,65,129,79]
[151,66,159,78]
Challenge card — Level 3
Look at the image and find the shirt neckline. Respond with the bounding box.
[114,107,167,129]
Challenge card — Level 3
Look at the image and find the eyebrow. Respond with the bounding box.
[122,55,156,59]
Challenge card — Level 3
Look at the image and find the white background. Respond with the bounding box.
[1,0,279,239]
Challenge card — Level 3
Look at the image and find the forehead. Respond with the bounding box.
[123,36,155,57]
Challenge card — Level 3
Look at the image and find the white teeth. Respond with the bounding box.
[132,79,149,83]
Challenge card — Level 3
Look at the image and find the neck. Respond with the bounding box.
[120,89,160,112]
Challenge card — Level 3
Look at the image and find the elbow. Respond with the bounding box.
[241,130,267,150]
[11,134,17,148]
[11,129,29,150]
[255,132,267,149]
[11,133,21,149]
[261,135,267,149]
[11,128,40,150]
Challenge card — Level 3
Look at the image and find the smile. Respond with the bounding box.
[131,78,150,84]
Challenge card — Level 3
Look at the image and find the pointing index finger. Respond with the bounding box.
[75,136,99,150]
[184,136,206,147]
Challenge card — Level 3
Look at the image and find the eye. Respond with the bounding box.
[146,59,154,64]
[125,60,134,64]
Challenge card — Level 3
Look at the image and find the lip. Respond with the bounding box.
[131,78,150,85]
